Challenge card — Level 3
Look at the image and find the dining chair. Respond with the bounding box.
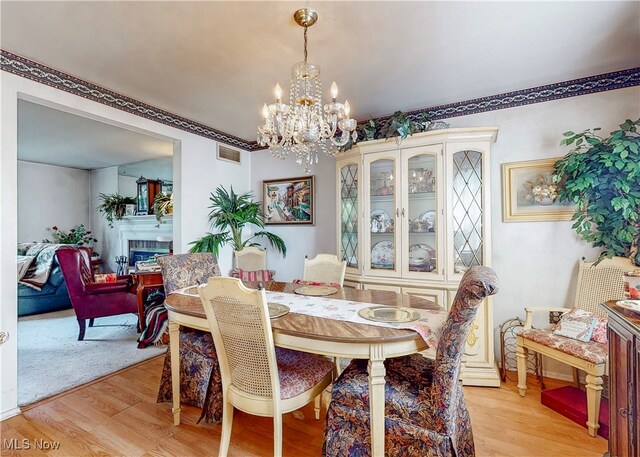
[516,256,632,437]
[231,246,276,281]
[323,266,499,457]
[302,253,347,287]
[199,277,335,457]
[156,253,224,423]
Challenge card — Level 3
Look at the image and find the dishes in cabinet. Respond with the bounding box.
[371,240,394,269]
[414,210,436,232]
[408,243,436,272]
[370,209,393,233]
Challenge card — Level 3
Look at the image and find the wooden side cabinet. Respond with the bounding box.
[604,300,640,457]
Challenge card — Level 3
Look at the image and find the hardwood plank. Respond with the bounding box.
[2,357,608,457]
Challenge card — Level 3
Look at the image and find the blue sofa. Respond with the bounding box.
[18,254,72,317]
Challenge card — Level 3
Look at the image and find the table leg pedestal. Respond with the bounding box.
[368,344,386,457]
[169,320,181,426]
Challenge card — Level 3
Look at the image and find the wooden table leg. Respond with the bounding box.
[368,344,386,457]
[169,319,181,426]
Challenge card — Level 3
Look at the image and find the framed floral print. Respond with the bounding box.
[502,158,575,222]
[263,176,314,225]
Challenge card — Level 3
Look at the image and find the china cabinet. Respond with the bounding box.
[336,127,499,386]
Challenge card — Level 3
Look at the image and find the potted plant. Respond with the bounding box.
[189,186,286,258]
[554,118,640,266]
[153,192,174,226]
[43,224,99,257]
[97,193,137,228]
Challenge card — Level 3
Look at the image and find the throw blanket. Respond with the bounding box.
[18,243,66,291]
[137,290,168,348]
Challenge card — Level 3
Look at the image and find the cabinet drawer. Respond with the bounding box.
[362,283,402,293]
[343,280,361,290]
[401,287,446,309]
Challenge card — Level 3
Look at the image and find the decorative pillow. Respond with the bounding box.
[232,269,274,282]
[94,273,117,284]
[552,308,598,342]
[591,316,608,344]
[292,279,342,289]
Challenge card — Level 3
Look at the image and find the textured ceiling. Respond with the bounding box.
[3,1,639,142]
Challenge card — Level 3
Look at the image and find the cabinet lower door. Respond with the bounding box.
[609,324,633,457]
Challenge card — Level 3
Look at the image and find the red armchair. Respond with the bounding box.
[56,247,138,340]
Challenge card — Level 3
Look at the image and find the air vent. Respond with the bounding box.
[217,144,241,164]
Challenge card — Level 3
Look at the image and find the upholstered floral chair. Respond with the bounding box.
[156,253,223,423]
[323,266,499,457]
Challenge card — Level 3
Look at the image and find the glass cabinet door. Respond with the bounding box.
[402,146,443,279]
[451,150,484,276]
[339,162,360,270]
[364,154,400,277]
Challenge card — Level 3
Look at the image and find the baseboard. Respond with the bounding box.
[461,364,501,387]
[0,407,22,421]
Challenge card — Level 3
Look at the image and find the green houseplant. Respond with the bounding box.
[153,192,174,226]
[189,186,286,258]
[554,118,640,266]
[97,193,137,228]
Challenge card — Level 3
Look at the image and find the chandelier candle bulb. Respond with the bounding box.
[331,81,338,100]
[274,83,282,102]
[262,103,269,118]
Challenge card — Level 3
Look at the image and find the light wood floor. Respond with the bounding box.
[1,356,607,457]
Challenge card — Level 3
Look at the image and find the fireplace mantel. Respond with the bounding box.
[116,216,173,259]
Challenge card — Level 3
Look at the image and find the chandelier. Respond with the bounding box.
[257,8,357,173]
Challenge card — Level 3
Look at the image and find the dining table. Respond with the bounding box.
[164,281,442,456]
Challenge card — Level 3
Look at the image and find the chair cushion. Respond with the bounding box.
[521,328,608,364]
[292,279,342,289]
[231,268,274,282]
[275,348,334,400]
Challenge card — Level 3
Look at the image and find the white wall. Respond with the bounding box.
[91,167,119,272]
[117,174,137,199]
[17,161,91,243]
[249,153,336,281]
[0,72,250,418]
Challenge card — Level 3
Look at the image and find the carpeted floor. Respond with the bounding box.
[18,309,166,406]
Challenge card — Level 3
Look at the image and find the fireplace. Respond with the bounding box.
[116,216,173,271]
[128,239,171,266]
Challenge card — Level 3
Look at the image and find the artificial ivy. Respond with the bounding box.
[339,111,431,152]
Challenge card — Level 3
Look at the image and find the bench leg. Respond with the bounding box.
[516,341,528,396]
[585,374,603,437]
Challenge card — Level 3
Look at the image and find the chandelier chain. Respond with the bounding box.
[303,26,308,64]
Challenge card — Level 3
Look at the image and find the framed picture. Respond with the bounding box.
[502,158,575,222]
[125,204,136,217]
[263,176,315,225]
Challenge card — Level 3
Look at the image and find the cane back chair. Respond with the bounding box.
[516,256,633,436]
[199,277,335,457]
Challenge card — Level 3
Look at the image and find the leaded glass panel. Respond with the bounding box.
[452,150,483,273]
[340,164,359,268]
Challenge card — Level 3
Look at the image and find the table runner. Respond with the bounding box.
[175,286,447,348]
